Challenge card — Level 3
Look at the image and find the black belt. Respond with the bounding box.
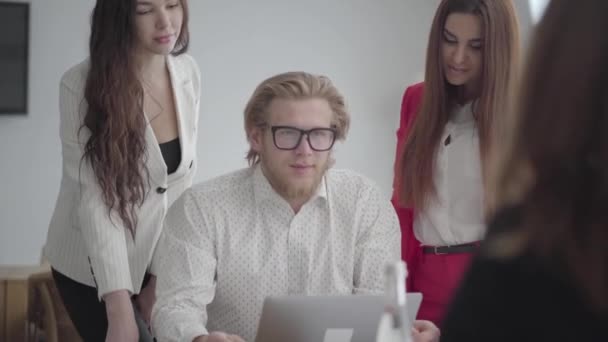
[422,242,479,255]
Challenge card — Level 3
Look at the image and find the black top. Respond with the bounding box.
[440,207,608,341]
[159,137,181,174]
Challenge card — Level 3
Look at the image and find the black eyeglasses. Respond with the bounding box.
[269,125,337,151]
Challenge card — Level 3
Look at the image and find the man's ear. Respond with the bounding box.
[249,126,264,153]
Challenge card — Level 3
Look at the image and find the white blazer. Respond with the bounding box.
[44,54,201,297]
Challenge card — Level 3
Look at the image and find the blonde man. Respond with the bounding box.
[151,72,439,342]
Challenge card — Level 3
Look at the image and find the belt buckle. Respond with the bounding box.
[434,246,448,255]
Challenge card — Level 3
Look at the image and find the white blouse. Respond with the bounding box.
[413,102,485,246]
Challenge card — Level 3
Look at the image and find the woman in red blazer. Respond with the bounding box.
[392,0,520,325]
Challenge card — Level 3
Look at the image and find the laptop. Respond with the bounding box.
[254,293,423,342]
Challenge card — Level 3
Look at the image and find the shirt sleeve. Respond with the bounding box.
[151,190,216,342]
[59,74,133,298]
[353,183,402,294]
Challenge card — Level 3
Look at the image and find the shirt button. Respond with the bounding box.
[156,187,167,194]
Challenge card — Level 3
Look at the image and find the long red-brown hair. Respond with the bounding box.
[397,0,520,211]
[82,0,189,236]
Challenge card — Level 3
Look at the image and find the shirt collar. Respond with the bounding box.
[450,101,475,124]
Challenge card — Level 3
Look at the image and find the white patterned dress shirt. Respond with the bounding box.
[151,165,400,342]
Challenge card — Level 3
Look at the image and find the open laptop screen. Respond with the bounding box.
[255,294,422,342]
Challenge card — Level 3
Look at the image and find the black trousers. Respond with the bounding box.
[51,268,152,342]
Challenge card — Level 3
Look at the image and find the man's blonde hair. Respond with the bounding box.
[244,71,350,165]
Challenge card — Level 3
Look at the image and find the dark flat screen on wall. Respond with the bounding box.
[0,2,29,114]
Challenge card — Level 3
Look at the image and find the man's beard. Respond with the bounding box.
[261,158,330,201]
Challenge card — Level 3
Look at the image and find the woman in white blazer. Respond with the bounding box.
[44,0,200,340]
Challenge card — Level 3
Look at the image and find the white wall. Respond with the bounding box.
[0,0,532,264]
[191,0,437,191]
[0,0,93,265]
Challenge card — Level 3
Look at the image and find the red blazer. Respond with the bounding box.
[391,82,424,290]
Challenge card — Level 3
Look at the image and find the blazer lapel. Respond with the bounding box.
[166,55,194,175]
[144,55,195,184]
[144,115,167,185]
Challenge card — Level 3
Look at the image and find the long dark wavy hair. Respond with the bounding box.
[82,0,189,236]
